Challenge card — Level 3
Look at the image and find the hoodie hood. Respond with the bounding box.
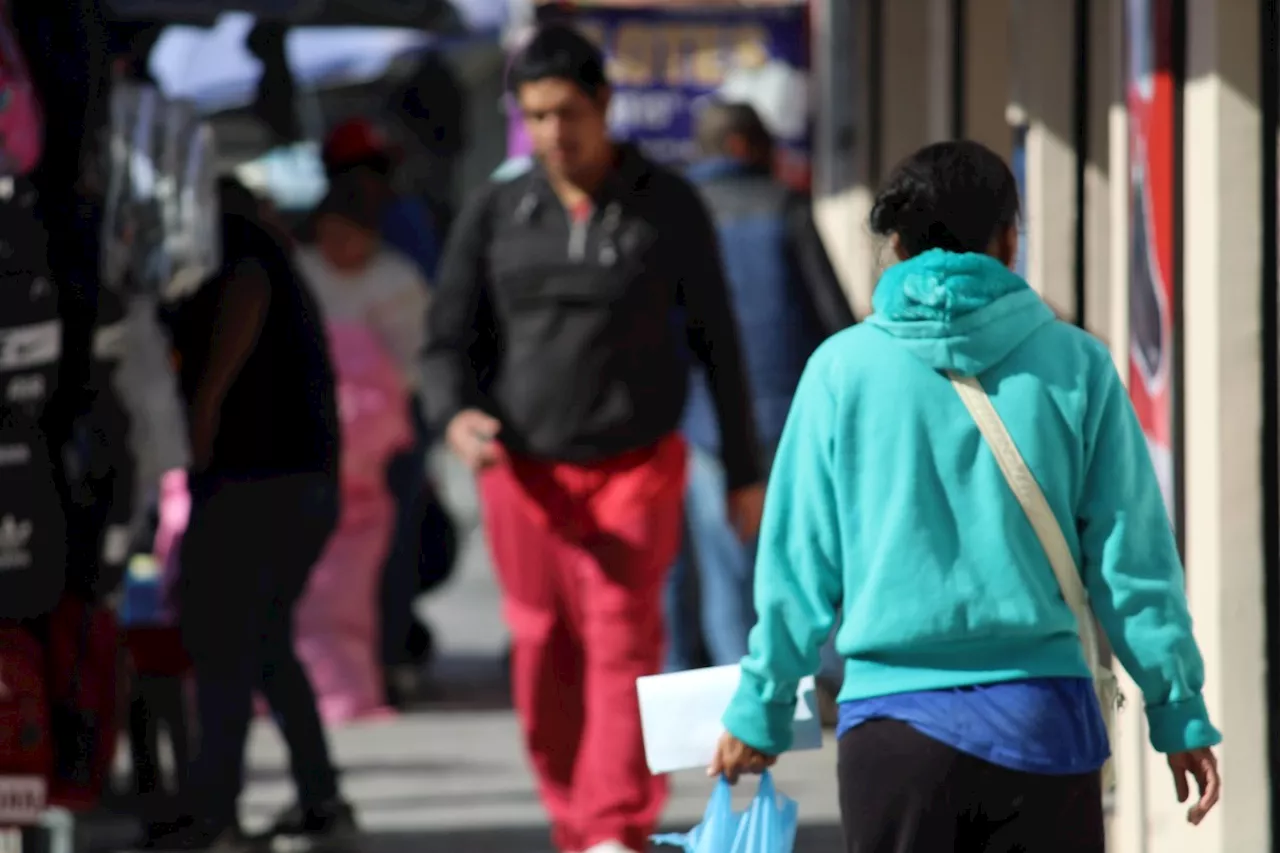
[865,249,1056,376]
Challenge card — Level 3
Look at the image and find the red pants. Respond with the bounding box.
[480,434,686,852]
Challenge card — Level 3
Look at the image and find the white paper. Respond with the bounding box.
[636,664,823,775]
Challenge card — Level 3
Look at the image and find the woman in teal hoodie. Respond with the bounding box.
[710,141,1221,851]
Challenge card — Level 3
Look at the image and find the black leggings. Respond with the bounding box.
[838,720,1105,853]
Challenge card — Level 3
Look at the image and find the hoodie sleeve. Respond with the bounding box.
[1078,356,1222,754]
[722,356,843,754]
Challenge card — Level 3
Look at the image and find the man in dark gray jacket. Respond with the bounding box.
[422,26,765,853]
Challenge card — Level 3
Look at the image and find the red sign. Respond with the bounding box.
[1126,0,1177,518]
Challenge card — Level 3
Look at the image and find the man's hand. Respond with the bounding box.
[1169,747,1221,825]
[708,731,777,785]
[728,483,766,541]
[446,409,502,472]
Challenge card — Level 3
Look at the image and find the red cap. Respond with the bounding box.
[323,118,391,168]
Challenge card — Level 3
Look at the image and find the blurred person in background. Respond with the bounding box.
[322,118,441,283]
[322,118,447,691]
[152,178,354,851]
[296,177,431,709]
[667,101,854,693]
[298,177,430,391]
[422,25,765,853]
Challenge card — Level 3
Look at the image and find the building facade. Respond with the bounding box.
[809,1,1277,849]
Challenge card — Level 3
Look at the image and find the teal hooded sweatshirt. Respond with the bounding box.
[722,250,1221,757]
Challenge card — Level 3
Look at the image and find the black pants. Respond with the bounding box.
[178,473,340,827]
[379,438,427,669]
[838,720,1105,853]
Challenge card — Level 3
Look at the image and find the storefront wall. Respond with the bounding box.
[809,0,1272,848]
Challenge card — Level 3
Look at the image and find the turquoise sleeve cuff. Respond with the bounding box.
[721,669,797,756]
[1145,694,1223,754]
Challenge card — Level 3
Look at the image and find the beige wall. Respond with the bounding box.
[963,0,1012,159]
[1167,0,1269,848]
[1013,0,1078,318]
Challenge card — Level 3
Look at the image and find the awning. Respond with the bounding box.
[107,0,508,31]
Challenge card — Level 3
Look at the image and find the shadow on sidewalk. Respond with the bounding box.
[359,822,847,853]
[400,651,513,713]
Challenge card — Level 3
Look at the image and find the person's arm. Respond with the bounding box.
[420,186,494,432]
[1078,355,1222,754]
[721,356,843,754]
[189,260,271,468]
[675,182,761,491]
[785,193,856,335]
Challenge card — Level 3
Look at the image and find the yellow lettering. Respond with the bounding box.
[728,25,770,72]
[613,23,652,86]
[685,26,724,87]
[655,24,686,84]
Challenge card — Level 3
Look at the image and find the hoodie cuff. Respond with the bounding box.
[721,669,796,756]
[1145,695,1224,754]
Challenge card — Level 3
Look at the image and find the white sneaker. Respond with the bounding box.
[583,843,639,853]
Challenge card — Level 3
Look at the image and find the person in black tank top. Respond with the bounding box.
[172,209,338,482]
[151,180,356,850]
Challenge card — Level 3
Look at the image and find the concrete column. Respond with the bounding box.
[815,0,955,316]
[811,0,875,317]
[1107,0,1130,374]
[1011,0,1077,317]
[881,0,950,168]
[1161,0,1269,850]
[1103,0,1147,845]
[925,0,955,140]
[1083,0,1114,339]
[963,0,1012,161]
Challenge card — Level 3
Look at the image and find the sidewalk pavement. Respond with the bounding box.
[238,709,842,853]
[80,452,842,852]
[239,450,840,851]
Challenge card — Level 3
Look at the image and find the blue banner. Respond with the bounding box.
[554,4,811,188]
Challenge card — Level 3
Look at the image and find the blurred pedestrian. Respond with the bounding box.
[666,100,854,678]
[423,25,765,853]
[297,177,429,715]
[711,141,1221,851]
[151,178,354,851]
[322,120,446,687]
[299,178,430,389]
[322,118,441,282]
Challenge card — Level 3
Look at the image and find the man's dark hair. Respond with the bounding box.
[869,140,1020,258]
[507,24,609,99]
[696,99,773,161]
[315,176,381,234]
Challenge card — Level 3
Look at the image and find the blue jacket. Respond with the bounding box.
[382,195,441,282]
[723,250,1220,757]
[680,160,854,458]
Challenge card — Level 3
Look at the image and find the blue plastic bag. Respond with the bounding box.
[653,772,798,853]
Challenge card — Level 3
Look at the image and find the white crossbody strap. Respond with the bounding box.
[948,372,1101,668]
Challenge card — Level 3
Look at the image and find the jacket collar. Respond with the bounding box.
[526,142,654,206]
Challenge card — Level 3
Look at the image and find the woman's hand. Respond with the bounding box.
[1168,747,1221,825]
[708,731,777,784]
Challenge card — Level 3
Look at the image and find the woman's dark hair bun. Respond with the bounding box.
[870,140,1019,259]
[869,176,935,238]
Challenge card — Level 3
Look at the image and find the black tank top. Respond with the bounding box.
[174,215,339,479]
